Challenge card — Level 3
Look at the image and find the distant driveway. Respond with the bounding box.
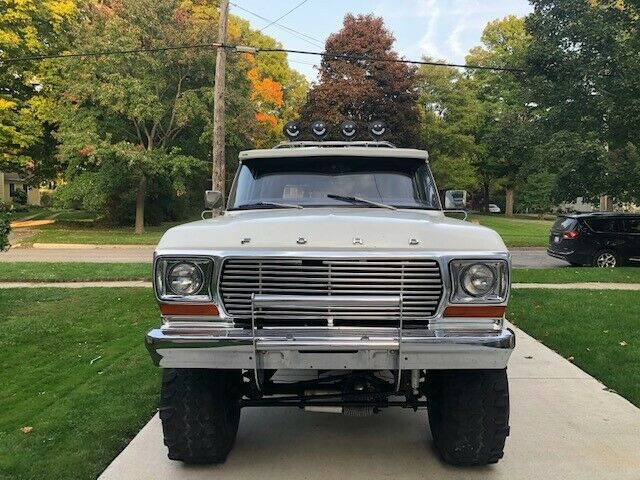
[0,246,563,268]
[510,249,567,268]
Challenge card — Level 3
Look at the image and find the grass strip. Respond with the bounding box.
[0,262,150,282]
[512,267,640,284]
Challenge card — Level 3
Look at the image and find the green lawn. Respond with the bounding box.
[507,289,640,407]
[512,267,640,284]
[0,288,160,480]
[10,207,98,223]
[0,262,150,282]
[471,214,553,247]
[22,223,175,245]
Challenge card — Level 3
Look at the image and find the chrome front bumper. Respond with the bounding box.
[145,326,515,370]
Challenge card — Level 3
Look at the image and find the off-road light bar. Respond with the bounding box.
[369,120,387,140]
[311,120,329,140]
[283,121,301,141]
[340,120,357,140]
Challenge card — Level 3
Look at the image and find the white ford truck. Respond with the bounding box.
[146,131,513,466]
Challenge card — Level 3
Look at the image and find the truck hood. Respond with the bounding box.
[157,208,507,253]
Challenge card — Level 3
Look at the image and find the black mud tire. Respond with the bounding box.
[426,369,510,466]
[160,368,242,464]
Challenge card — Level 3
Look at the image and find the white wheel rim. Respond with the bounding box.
[597,253,616,268]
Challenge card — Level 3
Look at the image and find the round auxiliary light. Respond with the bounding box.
[283,121,301,141]
[311,120,329,141]
[168,262,203,296]
[461,263,496,297]
[340,120,358,140]
[368,120,387,140]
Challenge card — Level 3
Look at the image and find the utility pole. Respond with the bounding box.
[212,0,229,198]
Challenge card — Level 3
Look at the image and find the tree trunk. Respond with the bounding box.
[505,187,515,217]
[483,181,490,213]
[134,174,147,234]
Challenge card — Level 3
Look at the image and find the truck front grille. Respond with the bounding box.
[219,258,443,327]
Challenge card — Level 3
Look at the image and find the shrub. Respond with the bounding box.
[40,191,55,207]
[0,202,10,252]
[12,188,27,205]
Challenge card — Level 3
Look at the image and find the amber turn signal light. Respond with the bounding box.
[159,304,220,316]
[443,305,506,318]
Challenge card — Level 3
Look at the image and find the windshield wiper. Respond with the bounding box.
[235,201,303,210]
[327,194,396,210]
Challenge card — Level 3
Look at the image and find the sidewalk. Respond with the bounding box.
[99,324,640,480]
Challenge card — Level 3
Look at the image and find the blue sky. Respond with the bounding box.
[231,0,533,81]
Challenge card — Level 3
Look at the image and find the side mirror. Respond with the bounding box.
[443,209,468,221]
[443,189,467,209]
[204,190,223,210]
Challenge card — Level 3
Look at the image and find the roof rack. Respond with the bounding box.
[273,140,396,149]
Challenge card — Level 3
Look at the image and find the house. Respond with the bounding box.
[0,172,41,205]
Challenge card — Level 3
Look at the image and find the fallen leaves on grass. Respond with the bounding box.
[619,341,628,347]
[567,356,575,363]
[20,426,33,434]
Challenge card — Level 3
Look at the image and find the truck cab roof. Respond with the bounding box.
[239,142,429,162]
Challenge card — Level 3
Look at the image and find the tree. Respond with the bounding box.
[535,131,608,204]
[235,18,308,148]
[526,0,640,203]
[50,0,266,232]
[0,0,77,180]
[466,16,538,215]
[415,61,481,191]
[515,170,556,217]
[300,14,418,145]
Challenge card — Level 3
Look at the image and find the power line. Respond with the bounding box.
[259,47,527,73]
[229,2,324,48]
[256,0,311,33]
[1,42,223,63]
[1,42,526,73]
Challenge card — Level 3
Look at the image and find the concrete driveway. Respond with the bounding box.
[100,325,640,480]
[0,246,564,268]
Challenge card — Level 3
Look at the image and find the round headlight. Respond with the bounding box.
[461,263,496,297]
[168,262,203,295]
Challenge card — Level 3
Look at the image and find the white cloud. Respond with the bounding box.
[447,15,467,58]
[418,0,442,59]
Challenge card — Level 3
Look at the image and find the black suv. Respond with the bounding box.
[547,213,640,267]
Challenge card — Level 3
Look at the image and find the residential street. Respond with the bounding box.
[0,246,155,263]
[0,246,565,268]
[99,324,640,480]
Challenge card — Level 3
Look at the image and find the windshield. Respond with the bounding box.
[227,156,441,210]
